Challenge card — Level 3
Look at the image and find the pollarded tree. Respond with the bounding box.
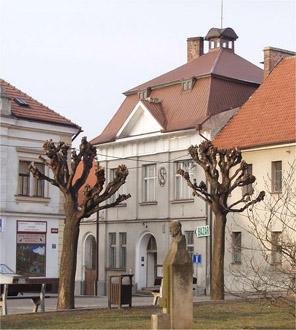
[29,137,130,310]
[177,141,265,300]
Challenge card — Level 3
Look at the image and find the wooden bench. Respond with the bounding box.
[0,283,52,315]
[149,276,198,306]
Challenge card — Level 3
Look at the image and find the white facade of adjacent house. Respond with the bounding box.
[0,83,79,278]
[223,143,296,292]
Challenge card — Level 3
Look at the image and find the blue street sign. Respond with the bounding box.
[192,254,202,264]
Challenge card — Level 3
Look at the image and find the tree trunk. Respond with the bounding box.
[57,217,80,310]
[211,211,227,300]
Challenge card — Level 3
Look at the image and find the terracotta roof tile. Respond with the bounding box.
[0,79,80,128]
[214,56,296,149]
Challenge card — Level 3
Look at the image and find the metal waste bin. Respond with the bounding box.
[108,274,133,308]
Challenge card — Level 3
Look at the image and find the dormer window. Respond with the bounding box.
[138,88,151,100]
[182,78,196,91]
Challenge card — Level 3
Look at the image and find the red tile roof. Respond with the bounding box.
[214,56,296,149]
[142,99,167,128]
[125,48,262,94]
[75,160,97,206]
[92,80,257,146]
[0,79,80,129]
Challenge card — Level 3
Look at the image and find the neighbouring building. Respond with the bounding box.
[76,27,264,295]
[0,79,80,278]
[214,50,295,292]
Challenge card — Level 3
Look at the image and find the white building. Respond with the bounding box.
[214,51,295,293]
[0,79,80,278]
[76,27,264,295]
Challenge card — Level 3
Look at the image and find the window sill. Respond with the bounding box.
[139,201,158,206]
[106,267,126,271]
[171,199,194,204]
[15,195,50,204]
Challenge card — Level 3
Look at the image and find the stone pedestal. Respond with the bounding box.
[151,313,170,329]
[152,220,193,329]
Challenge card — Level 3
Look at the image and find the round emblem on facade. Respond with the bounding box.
[158,166,167,186]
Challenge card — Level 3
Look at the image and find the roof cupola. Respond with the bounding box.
[205,27,238,53]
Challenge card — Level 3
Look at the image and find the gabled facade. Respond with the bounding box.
[213,51,296,292]
[0,79,80,278]
[76,27,264,296]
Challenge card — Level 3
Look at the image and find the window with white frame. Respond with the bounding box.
[175,160,195,200]
[232,232,242,264]
[109,168,126,203]
[271,231,282,265]
[185,230,194,259]
[109,233,116,268]
[143,164,156,202]
[119,232,127,269]
[271,161,282,193]
[18,161,45,197]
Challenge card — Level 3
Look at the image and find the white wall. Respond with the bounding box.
[0,114,77,277]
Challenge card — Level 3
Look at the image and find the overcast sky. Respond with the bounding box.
[1,0,295,144]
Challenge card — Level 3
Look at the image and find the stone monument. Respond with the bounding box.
[151,220,193,329]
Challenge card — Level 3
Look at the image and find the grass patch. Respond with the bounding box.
[2,300,294,329]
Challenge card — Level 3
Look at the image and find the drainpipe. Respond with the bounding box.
[197,121,211,295]
[197,123,210,142]
[95,210,99,296]
[71,127,83,142]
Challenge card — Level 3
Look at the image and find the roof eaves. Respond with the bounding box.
[239,139,296,151]
[12,113,81,130]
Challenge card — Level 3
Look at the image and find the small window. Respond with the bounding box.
[19,161,30,196]
[18,161,45,198]
[109,233,116,268]
[143,164,156,202]
[175,160,195,200]
[232,232,242,264]
[138,88,151,100]
[119,232,127,269]
[185,231,194,259]
[14,97,29,107]
[271,232,282,265]
[182,78,196,91]
[271,161,282,193]
[242,164,253,196]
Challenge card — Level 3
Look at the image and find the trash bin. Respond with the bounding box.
[108,274,133,308]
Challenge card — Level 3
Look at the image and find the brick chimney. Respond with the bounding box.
[0,86,11,116]
[187,37,204,62]
[263,47,295,79]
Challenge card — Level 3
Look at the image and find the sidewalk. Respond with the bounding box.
[4,294,217,315]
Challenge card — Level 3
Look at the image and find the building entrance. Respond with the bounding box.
[136,232,157,289]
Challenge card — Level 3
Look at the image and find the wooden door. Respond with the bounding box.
[85,268,96,295]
